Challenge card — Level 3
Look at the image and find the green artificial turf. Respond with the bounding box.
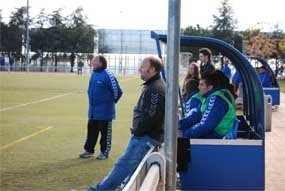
[0,72,141,191]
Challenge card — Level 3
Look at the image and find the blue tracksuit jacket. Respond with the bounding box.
[184,90,202,116]
[232,71,241,86]
[181,89,232,138]
[179,91,203,129]
[222,64,231,79]
[258,71,272,87]
[88,69,122,120]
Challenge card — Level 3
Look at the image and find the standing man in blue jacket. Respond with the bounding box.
[80,55,123,159]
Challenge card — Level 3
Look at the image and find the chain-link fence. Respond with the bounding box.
[0,54,188,76]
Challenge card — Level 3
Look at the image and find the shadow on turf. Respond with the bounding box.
[41,157,100,171]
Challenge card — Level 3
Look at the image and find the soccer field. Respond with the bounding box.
[0,72,141,191]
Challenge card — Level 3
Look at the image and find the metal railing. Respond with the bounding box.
[139,165,160,191]
[123,145,166,191]
[122,146,155,191]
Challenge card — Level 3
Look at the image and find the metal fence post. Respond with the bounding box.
[264,95,272,132]
[165,0,181,190]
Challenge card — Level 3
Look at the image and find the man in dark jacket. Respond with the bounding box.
[199,48,215,75]
[80,55,122,159]
[86,56,165,191]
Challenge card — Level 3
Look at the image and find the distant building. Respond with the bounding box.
[97,29,166,54]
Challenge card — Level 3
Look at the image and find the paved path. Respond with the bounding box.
[266,93,285,190]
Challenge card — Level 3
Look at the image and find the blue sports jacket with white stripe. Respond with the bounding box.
[88,69,123,120]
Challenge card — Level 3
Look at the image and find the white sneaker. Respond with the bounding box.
[96,152,108,160]
[79,151,94,158]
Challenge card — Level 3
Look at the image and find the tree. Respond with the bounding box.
[31,9,49,71]
[5,7,28,61]
[65,7,95,72]
[271,25,285,59]
[244,29,276,58]
[48,9,66,72]
[232,32,243,52]
[9,7,26,27]
[29,7,96,72]
[66,7,86,72]
[48,8,66,27]
[270,25,285,76]
[212,0,237,44]
[0,9,6,52]
[33,9,49,28]
[30,28,48,71]
[182,25,212,58]
[67,7,86,28]
[183,24,212,37]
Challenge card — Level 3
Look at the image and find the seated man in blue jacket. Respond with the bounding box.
[257,66,273,87]
[80,55,123,159]
[179,70,236,139]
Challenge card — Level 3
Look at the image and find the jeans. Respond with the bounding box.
[92,136,159,191]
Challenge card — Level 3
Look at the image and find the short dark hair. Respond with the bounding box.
[199,48,212,58]
[97,55,107,69]
[201,70,229,89]
[201,72,216,87]
[147,56,163,72]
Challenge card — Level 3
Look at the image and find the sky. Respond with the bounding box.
[1,0,284,32]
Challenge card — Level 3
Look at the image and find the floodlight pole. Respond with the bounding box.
[165,0,181,190]
[25,0,30,72]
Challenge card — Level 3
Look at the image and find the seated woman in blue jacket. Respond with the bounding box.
[178,70,236,139]
[179,79,204,130]
[184,79,203,115]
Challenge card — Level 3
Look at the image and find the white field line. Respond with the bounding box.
[0,93,73,112]
[0,77,136,112]
[0,126,53,150]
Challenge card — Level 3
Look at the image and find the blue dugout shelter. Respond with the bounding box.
[151,31,265,190]
[249,56,280,106]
